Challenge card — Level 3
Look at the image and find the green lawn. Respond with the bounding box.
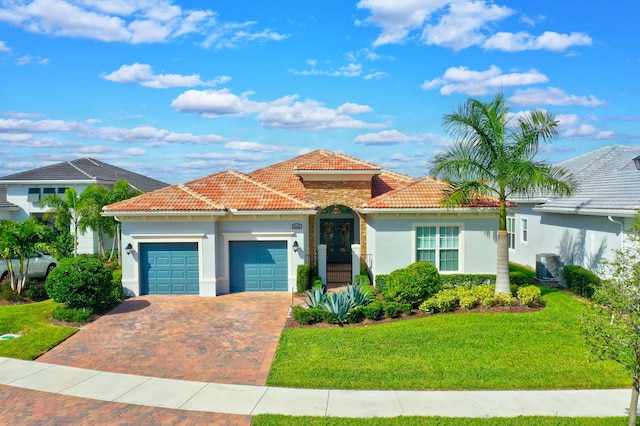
[0,299,78,360]
[253,415,629,426]
[267,286,629,390]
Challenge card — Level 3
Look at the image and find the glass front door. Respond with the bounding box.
[320,219,354,263]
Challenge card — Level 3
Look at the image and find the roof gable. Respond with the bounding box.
[0,158,168,192]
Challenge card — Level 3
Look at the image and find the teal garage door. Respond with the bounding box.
[230,241,288,292]
[140,243,199,294]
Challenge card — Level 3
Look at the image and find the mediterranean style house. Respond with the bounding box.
[104,150,503,296]
[0,158,167,254]
[508,145,640,277]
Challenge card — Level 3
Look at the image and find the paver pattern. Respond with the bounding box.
[37,293,292,385]
[0,385,252,425]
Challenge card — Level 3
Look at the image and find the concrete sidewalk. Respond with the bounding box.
[0,357,632,418]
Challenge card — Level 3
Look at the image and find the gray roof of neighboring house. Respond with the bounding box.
[513,145,640,215]
[0,158,168,192]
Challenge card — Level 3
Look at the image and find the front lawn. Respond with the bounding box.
[253,415,628,426]
[268,286,629,390]
[0,299,78,360]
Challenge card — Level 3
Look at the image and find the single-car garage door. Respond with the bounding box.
[140,243,199,294]
[230,241,288,292]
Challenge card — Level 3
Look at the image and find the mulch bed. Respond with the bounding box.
[284,300,545,329]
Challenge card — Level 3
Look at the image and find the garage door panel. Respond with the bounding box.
[230,241,288,292]
[141,243,199,295]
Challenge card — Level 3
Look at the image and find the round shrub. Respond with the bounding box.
[45,255,115,310]
[383,261,442,305]
[517,285,542,307]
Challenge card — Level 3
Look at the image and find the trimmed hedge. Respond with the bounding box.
[296,264,310,293]
[382,262,442,305]
[563,264,601,299]
[440,272,531,288]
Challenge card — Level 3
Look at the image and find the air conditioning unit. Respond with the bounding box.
[536,253,562,283]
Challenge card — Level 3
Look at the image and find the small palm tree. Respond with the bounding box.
[40,187,81,257]
[430,94,576,294]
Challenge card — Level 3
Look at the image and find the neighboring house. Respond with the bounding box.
[508,145,640,276]
[104,150,503,297]
[0,158,168,254]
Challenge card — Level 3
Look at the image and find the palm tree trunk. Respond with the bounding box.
[630,377,639,426]
[495,230,511,294]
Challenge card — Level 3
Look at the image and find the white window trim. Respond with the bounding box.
[411,222,464,273]
[507,216,516,250]
[520,218,528,244]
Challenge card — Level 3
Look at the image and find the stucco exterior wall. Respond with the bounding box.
[509,203,627,271]
[365,213,498,277]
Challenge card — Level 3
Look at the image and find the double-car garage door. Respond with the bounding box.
[140,241,288,294]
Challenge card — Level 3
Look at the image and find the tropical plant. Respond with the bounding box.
[305,286,327,308]
[76,184,112,259]
[40,187,81,257]
[344,282,374,307]
[320,292,353,325]
[0,218,53,294]
[430,93,576,294]
[581,217,640,426]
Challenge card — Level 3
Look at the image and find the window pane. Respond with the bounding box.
[417,249,436,266]
[439,226,459,249]
[417,227,436,249]
[440,250,459,271]
[27,188,40,202]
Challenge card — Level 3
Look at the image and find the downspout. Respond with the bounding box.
[608,216,625,248]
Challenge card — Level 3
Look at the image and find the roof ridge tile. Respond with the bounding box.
[178,184,226,210]
[228,170,317,209]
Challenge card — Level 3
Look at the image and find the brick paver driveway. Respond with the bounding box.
[37,293,292,385]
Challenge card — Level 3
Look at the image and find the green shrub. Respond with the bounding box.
[494,292,517,306]
[509,271,530,286]
[23,284,49,301]
[111,268,124,301]
[440,274,495,288]
[420,289,458,314]
[346,306,364,324]
[293,305,312,324]
[374,274,389,294]
[354,274,371,286]
[311,276,323,289]
[0,280,20,302]
[362,300,384,320]
[564,264,601,299]
[383,262,442,305]
[459,293,478,310]
[51,305,93,323]
[45,255,115,311]
[384,301,401,318]
[517,285,542,307]
[296,264,310,293]
[401,303,412,315]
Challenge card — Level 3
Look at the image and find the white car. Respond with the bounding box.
[0,252,57,281]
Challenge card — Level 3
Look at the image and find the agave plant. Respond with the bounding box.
[305,287,327,308]
[320,291,353,325]
[344,283,373,307]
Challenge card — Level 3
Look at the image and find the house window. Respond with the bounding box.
[27,188,40,202]
[506,217,515,249]
[57,187,68,195]
[42,188,55,197]
[521,218,528,243]
[416,226,460,272]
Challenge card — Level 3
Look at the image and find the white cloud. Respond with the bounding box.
[0,0,282,48]
[421,0,512,50]
[0,41,9,52]
[16,55,49,66]
[483,31,591,52]
[422,65,548,96]
[172,89,382,131]
[355,129,449,146]
[289,63,363,78]
[123,147,146,156]
[509,87,605,107]
[357,1,591,53]
[102,63,230,88]
[557,114,615,140]
[224,141,289,153]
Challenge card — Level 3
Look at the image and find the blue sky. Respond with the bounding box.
[0,0,638,184]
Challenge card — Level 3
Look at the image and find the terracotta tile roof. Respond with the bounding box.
[105,170,317,212]
[361,177,503,209]
[250,150,413,198]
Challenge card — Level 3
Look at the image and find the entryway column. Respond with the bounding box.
[351,244,361,285]
[318,244,327,285]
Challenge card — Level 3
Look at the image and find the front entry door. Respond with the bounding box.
[320,219,354,263]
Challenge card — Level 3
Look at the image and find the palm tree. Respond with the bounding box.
[40,187,81,257]
[430,94,576,294]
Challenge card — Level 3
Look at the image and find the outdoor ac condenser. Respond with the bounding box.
[536,253,562,281]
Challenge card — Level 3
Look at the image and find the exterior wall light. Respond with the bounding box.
[292,241,299,252]
[125,243,133,255]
